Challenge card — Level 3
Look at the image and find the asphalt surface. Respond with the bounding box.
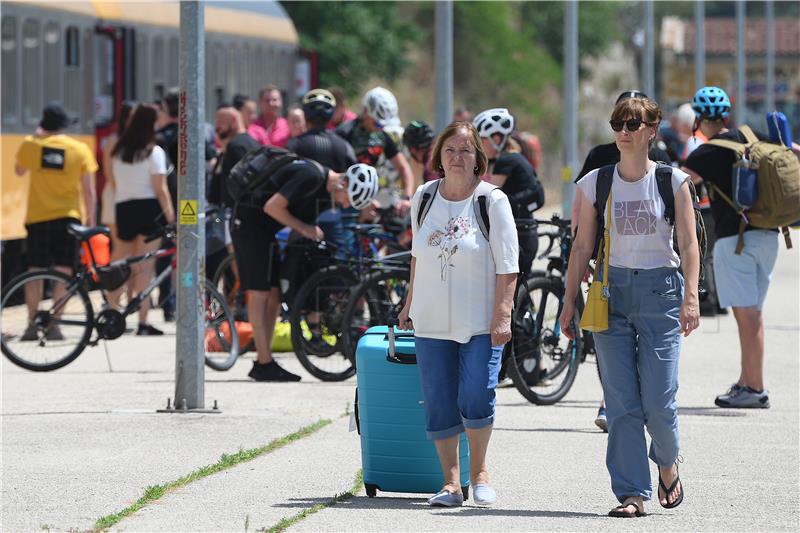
[2,244,798,532]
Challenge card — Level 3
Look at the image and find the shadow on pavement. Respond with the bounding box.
[493,427,600,434]
[677,406,747,417]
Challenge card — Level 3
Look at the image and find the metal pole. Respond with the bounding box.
[562,0,578,216]
[736,0,746,125]
[175,0,205,410]
[694,0,705,88]
[644,0,655,98]
[434,0,453,133]
[765,0,775,112]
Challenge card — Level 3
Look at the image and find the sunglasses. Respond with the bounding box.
[609,118,651,132]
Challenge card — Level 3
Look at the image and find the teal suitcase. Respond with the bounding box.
[355,323,470,499]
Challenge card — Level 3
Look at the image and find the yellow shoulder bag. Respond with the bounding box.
[579,190,611,333]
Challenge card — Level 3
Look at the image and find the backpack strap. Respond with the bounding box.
[594,165,614,228]
[415,179,441,230]
[654,164,676,225]
[738,125,759,145]
[472,180,498,241]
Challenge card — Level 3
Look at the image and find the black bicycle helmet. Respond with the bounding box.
[302,88,337,122]
[403,120,435,150]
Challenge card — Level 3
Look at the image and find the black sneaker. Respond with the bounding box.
[248,361,302,382]
[136,323,164,336]
[163,310,176,323]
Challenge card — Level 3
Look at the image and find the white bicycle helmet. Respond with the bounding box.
[345,163,379,210]
[363,87,398,124]
[473,108,515,152]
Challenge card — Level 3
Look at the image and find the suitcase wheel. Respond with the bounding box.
[366,484,378,498]
[461,485,469,501]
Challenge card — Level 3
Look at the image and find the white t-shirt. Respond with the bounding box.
[112,145,168,204]
[576,163,690,269]
[409,185,519,343]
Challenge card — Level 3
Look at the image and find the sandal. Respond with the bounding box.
[658,462,684,509]
[608,497,645,518]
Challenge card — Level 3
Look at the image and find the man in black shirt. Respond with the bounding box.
[232,161,379,382]
[682,86,778,409]
[209,106,261,207]
[288,89,356,173]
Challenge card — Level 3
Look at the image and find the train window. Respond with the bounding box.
[226,43,237,95]
[168,37,178,87]
[21,19,42,126]
[65,26,79,67]
[1,16,18,125]
[241,44,250,97]
[43,22,61,106]
[152,35,165,93]
[94,32,114,126]
[136,33,149,102]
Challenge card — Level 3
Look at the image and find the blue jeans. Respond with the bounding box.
[415,335,503,440]
[594,266,683,503]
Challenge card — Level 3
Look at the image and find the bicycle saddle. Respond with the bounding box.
[67,223,111,240]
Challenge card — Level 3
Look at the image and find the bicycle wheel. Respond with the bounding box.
[202,279,240,371]
[211,252,253,354]
[1,269,93,371]
[340,267,411,364]
[289,266,358,381]
[506,276,581,405]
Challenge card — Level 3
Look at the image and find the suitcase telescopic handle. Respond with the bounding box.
[386,318,417,364]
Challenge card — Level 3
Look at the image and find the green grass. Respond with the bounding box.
[263,470,364,533]
[93,418,333,531]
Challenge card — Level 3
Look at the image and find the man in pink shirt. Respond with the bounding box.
[254,85,289,148]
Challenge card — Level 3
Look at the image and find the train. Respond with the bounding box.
[1,0,300,243]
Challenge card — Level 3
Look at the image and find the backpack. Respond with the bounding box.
[226,146,300,207]
[594,164,708,284]
[415,179,496,241]
[706,125,800,254]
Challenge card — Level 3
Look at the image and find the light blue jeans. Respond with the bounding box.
[594,266,683,503]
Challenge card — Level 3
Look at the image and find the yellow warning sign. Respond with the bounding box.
[179,200,198,225]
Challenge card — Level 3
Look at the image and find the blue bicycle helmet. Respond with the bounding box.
[692,86,731,119]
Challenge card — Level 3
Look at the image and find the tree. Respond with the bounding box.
[280,1,421,97]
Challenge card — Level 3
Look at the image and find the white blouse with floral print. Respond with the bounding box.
[409,185,519,343]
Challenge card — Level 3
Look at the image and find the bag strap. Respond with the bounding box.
[416,179,441,230]
[472,180,498,241]
[597,190,612,296]
[738,125,759,145]
[654,164,676,225]
[706,138,747,156]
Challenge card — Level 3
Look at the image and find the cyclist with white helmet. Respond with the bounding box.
[335,86,415,215]
[231,159,378,382]
[473,108,545,276]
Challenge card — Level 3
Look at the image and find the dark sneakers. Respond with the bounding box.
[715,384,770,408]
[248,361,302,382]
[136,323,165,336]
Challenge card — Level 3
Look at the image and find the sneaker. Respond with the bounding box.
[20,323,39,341]
[45,324,64,341]
[473,484,497,506]
[497,376,515,388]
[715,385,769,408]
[427,489,463,507]
[136,323,164,336]
[163,310,176,323]
[248,361,302,382]
[594,406,609,432]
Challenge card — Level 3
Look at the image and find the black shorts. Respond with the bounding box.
[230,208,281,291]
[115,199,163,241]
[25,217,81,268]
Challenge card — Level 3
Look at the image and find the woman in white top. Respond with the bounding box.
[109,104,175,335]
[560,97,699,517]
[398,122,519,507]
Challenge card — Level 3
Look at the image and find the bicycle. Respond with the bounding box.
[1,223,239,372]
[504,215,592,405]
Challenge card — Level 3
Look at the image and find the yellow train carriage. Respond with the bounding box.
[1,0,298,241]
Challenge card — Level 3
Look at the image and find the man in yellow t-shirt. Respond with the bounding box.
[14,103,98,341]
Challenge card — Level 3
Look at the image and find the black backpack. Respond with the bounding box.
[226,146,300,207]
[594,163,708,283]
[415,179,496,240]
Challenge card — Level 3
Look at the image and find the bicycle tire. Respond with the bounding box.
[210,252,254,354]
[506,276,581,405]
[1,269,94,371]
[202,279,240,371]
[289,266,359,381]
[340,267,411,365]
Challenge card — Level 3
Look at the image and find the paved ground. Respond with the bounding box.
[2,244,798,532]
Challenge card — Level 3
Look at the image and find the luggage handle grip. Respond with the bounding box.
[386,318,417,365]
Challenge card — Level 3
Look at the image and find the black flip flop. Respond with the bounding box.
[608,497,645,518]
[658,465,684,509]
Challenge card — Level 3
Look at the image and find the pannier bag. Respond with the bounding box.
[96,260,132,291]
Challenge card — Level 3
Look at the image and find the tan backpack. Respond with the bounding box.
[706,125,800,254]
